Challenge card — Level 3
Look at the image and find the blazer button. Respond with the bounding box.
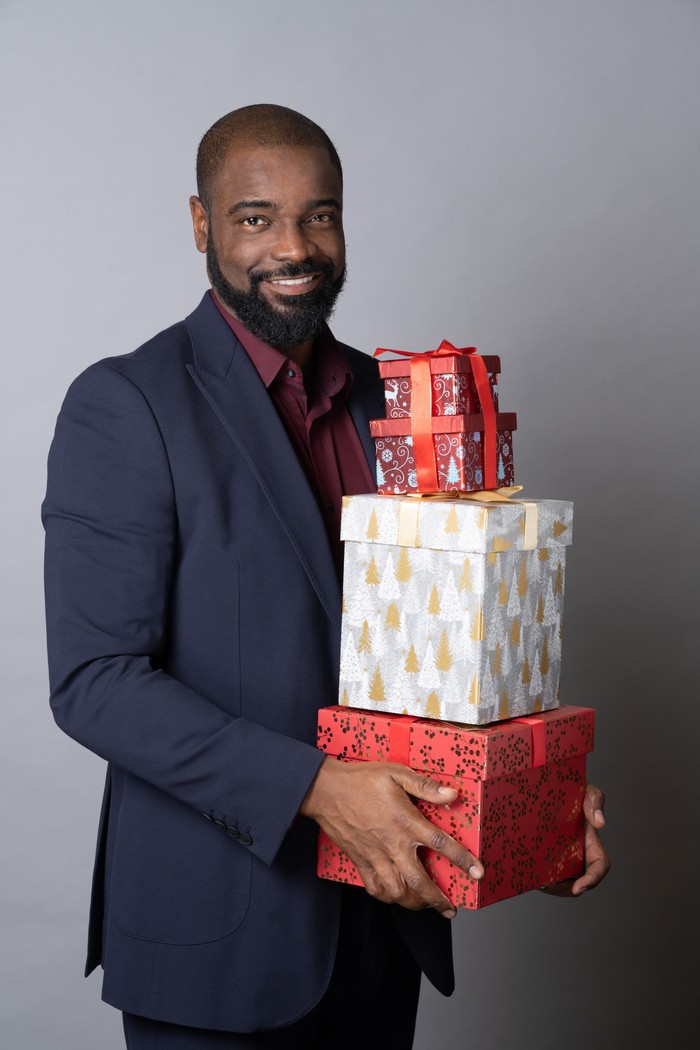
[226,825,240,839]
[201,812,214,821]
[213,819,226,831]
[239,832,253,846]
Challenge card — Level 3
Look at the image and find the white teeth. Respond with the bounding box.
[272,275,315,286]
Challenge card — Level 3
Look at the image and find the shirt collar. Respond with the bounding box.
[210,290,352,396]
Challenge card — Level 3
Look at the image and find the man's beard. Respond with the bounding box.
[207,239,346,349]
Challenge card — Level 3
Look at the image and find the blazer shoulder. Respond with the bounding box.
[61,318,194,407]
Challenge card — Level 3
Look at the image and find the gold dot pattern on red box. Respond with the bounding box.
[316,705,593,910]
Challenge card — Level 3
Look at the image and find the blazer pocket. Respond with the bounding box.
[110,778,252,945]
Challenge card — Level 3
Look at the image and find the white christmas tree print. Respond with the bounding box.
[480,661,497,711]
[528,550,542,585]
[340,628,362,683]
[370,620,387,660]
[490,553,504,582]
[506,566,521,618]
[529,648,543,697]
[511,677,527,716]
[515,633,526,670]
[446,455,460,485]
[440,569,463,621]
[548,623,562,664]
[394,666,418,708]
[402,576,423,615]
[543,577,558,627]
[500,636,512,679]
[454,616,481,674]
[486,602,506,650]
[350,582,377,627]
[395,611,410,650]
[378,553,401,601]
[418,641,441,690]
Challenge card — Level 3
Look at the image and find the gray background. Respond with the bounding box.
[1,1,697,1047]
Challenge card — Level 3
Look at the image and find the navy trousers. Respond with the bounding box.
[122,889,422,1049]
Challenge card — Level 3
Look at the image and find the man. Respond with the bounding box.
[43,104,609,1048]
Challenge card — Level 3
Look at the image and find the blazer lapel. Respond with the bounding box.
[184,295,342,629]
[345,361,384,476]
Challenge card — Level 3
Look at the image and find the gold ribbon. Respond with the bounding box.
[395,487,539,550]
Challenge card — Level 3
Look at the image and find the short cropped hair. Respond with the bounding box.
[196,104,343,208]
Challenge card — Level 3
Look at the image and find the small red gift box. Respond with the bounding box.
[377,353,501,419]
[369,414,516,494]
[316,705,594,909]
[372,342,515,493]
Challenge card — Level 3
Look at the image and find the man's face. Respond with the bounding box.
[190,144,346,349]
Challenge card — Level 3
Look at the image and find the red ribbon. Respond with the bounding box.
[387,715,417,765]
[512,717,547,768]
[374,341,497,492]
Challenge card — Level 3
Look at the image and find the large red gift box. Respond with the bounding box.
[377,353,501,418]
[370,414,516,494]
[316,704,594,909]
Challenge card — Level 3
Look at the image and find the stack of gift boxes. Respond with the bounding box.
[317,341,594,909]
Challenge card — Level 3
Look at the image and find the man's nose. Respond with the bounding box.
[271,222,316,262]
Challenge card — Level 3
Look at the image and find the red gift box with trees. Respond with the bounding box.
[371,342,516,495]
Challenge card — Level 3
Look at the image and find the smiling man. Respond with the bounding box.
[43,105,608,1049]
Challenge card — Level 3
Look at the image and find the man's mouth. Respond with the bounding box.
[264,272,322,297]
[269,274,318,287]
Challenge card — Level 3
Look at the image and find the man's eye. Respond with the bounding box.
[241,216,267,227]
[309,213,332,223]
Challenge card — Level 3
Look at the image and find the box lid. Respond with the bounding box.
[369,413,517,437]
[340,493,573,553]
[317,705,594,781]
[378,355,501,379]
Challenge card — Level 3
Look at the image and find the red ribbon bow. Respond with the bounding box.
[373,341,497,492]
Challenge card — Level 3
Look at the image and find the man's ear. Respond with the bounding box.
[189,196,209,254]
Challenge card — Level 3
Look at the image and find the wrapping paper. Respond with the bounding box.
[372,342,512,492]
[378,354,501,418]
[370,415,516,494]
[339,494,573,724]
[316,704,594,909]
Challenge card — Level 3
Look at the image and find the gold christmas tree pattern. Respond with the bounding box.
[339,495,573,724]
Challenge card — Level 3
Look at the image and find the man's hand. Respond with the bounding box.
[300,757,484,918]
[541,782,610,897]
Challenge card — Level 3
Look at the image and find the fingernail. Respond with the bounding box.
[595,809,605,824]
[443,909,457,920]
[469,865,483,879]
[437,786,454,797]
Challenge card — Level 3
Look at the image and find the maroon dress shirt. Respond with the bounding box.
[211,292,376,577]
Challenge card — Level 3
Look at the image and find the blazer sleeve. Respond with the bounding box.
[43,362,325,866]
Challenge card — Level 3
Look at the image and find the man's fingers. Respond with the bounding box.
[420,822,484,881]
[357,855,456,916]
[392,767,458,805]
[305,759,483,913]
[583,782,606,828]
[540,818,611,897]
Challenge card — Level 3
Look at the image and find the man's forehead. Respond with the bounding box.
[213,143,342,201]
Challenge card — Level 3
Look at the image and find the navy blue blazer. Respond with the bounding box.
[43,292,453,1032]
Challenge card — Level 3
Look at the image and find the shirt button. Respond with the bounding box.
[286,368,295,378]
[328,502,335,512]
